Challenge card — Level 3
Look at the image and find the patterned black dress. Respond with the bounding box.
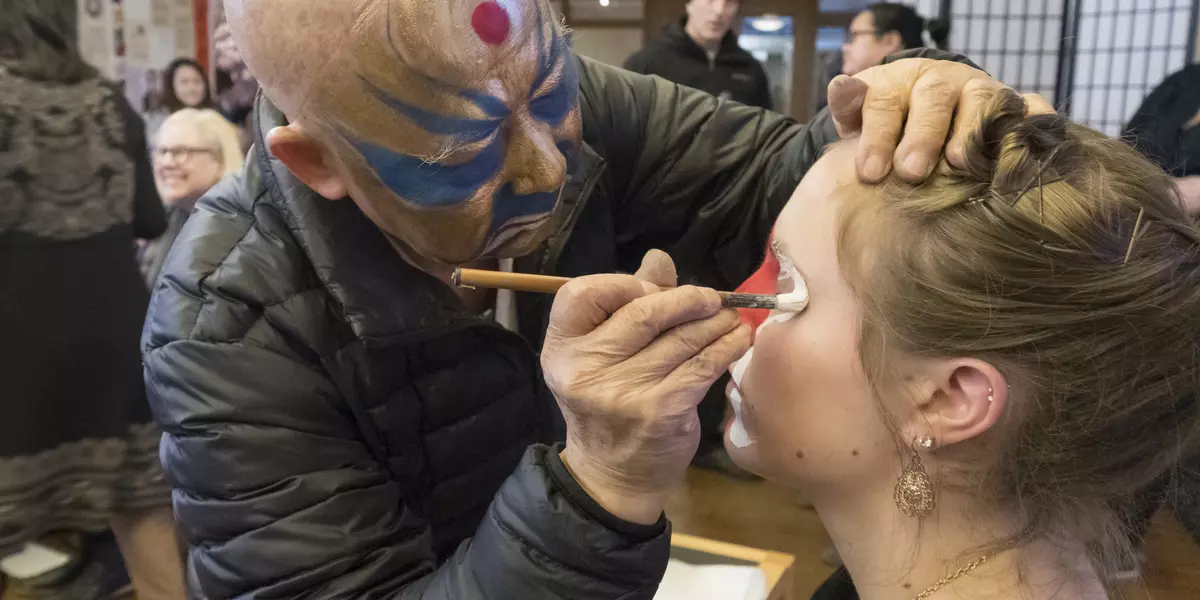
[0,68,169,556]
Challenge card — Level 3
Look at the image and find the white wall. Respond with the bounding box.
[570,27,645,66]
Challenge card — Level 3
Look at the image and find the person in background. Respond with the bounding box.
[625,0,773,110]
[841,3,950,77]
[140,108,244,287]
[162,57,215,113]
[145,58,218,138]
[212,12,259,151]
[625,0,773,479]
[730,91,1200,600]
[1125,64,1200,216]
[0,1,185,598]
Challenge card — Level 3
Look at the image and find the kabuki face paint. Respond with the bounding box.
[727,238,810,449]
[317,0,582,265]
[721,146,898,490]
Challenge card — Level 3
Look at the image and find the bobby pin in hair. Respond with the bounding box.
[1124,207,1146,265]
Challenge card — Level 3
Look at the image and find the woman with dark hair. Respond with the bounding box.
[161,57,215,113]
[0,0,185,597]
[842,3,951,77]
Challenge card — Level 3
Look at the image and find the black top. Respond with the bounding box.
[1123,64,1200,176]
[0,71,168,554]
[625,17,774,110]
[812,568,858,600]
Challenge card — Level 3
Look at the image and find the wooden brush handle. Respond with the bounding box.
[453,269,571,294]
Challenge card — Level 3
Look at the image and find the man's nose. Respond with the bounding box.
[502,118,567,196]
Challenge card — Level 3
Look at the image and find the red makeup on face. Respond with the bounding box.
[736,235,781,334]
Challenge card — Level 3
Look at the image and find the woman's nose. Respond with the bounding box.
[502,118,567,196]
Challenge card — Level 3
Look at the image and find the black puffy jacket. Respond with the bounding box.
[143,52,955,599]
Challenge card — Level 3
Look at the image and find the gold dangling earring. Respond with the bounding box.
[894,436,936,518]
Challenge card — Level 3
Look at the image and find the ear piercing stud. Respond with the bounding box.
[987,387,994,403]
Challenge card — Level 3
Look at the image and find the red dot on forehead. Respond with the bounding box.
[471,2,511,46]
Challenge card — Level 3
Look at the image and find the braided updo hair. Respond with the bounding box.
[838,90,1200,573]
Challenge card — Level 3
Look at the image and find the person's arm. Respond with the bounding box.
[622,49,650,75]
[578,49,984,289]
[1123,66,1200,174]
[145,335,667,599]
[119,90,166,240]
[143,193,668,598]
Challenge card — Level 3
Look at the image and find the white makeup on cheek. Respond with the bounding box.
[727,253,811,450]
[729,348,754,448]
[759,250,809,334]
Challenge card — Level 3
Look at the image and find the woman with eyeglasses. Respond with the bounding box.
[0,1,185,597]
[140,108,244,287]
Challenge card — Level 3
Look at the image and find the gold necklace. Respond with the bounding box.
[910,536,1026,600]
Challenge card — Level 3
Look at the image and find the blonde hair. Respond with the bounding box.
[157,108,243,176]
[838,91,1200,574]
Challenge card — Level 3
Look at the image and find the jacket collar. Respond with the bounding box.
[251,91,603,345]
[666,16,743,61]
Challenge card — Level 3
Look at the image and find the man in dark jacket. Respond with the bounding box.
[142,0,1027,597]
[625,0,773,110]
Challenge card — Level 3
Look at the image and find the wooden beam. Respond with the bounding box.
[817,11,856,28]
[565,19,646,29]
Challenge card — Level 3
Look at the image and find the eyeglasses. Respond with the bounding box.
[153,145,216,163]
[844,29,879,44]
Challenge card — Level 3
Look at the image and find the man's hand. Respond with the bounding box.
[542,252,750,525]
[830,58,1057,183]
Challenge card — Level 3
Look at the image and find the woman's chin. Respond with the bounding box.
[722,429,761,475]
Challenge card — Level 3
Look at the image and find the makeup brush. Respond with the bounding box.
[452,268,809,312]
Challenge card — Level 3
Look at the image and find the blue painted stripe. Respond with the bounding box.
[349,133,504,207]
[487,140,578,232]
[459,88,511,118]
[489,185,560,233]
[529,53,579,126]
[359,75,501,143]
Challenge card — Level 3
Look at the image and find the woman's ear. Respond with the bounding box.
[266,124,348,200]
[912,359,1008,448]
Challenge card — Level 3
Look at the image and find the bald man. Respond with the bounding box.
[142,0,1036,597]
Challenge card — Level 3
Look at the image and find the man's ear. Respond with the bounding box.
[880,31,904,55]
[910,359,1008,448]
[266,124,348,200]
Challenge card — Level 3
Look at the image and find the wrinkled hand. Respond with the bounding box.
[542,251,750,524]
[830,57,1057,183]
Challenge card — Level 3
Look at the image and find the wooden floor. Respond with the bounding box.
[666,467,1200,600]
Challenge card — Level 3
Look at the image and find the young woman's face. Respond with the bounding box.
[173,64,208,108]
[153,121,224,207]
[726,145,902,493]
